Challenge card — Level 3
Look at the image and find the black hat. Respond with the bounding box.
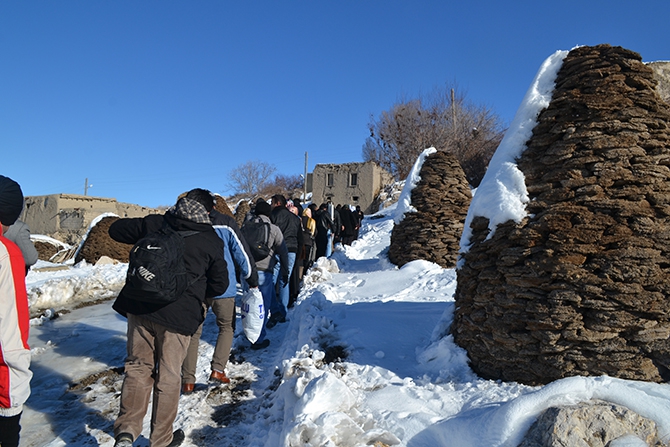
[255,201,272,217]
[0,175,24,226]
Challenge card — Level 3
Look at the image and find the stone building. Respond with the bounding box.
[311,161,393,214]
[388,150,471,269]
[21,194,160,243]
[451,45,670,386]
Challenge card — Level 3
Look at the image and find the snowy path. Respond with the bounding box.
[23,299,294,447]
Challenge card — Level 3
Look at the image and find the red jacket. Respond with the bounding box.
[0,230,31,416]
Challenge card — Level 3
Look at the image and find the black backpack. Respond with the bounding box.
[125,223,199,304]
[241,217,271,261]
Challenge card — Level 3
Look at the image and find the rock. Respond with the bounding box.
[452,45,670,385]
[519,401,664,447]
[388,150,471,268]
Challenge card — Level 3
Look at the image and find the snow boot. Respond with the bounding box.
[114,433,133,447]
[166,429,185,447]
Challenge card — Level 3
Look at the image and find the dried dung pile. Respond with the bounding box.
[74,216,133,264]
[213,194,234,217]
[452,45,670,385]
[34,240,64,261]
[388,150,471,268]
[234,200,251,228]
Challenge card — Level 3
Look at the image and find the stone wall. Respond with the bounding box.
[452,45,670,385]
[388,150,471,268]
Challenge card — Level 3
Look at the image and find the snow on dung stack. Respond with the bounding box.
[388,150,471,268]
[452,44,670,385]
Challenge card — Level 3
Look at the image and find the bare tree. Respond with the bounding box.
[364,85,505,186]
[228,160,277,197]
[258,174,304,198]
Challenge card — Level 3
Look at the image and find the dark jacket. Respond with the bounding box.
[339,206,357,238]
[270,206,304,253]
[109,212,229,335]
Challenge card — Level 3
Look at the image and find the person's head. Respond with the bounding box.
[309,203,318,213]
[293,198,301,206]
[255,201,272,217]
[303,207,312,218]
[318,203,327,211]
[185,188,215,212]
[0,175,24,233]
[271,194,287,209]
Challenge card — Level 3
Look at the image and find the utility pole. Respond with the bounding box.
[84,178,89,196]
[303,151,308,201]
[451,88,457,128]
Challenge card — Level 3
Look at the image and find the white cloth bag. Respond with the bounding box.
[240,288,264,343]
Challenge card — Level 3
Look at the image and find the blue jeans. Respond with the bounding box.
[271,251,296,318]
[255,271,275,343]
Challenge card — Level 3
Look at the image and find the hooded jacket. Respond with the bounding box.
[109,202,229,335]
[210,210,259,295]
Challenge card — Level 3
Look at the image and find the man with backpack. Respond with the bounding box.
[109,189,229,447]
[240,200,288,350]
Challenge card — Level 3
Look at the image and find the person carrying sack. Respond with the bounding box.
[180,192,259,394]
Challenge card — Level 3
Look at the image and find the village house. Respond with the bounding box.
[310,161,393,214]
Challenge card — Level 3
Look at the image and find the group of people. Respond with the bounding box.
[0,180,367,447]
[110,191,369,447]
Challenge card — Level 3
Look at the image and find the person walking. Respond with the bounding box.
[314,203,334,259]
[109,189,229,447]
[353,205,364,241]
[268,195,302,327]
[180,194,259,394]
[0,176,32,447]
[241,201,288,349]
[296,206,316,282]
[339,204,357,246]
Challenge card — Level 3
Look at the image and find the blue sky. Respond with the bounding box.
[2,1,668,208]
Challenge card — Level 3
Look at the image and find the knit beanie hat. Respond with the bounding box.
[0,175,24,226]
[255,201,272,217]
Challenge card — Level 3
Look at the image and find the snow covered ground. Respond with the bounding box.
[19,48,670,446]
[20,205,670,447]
